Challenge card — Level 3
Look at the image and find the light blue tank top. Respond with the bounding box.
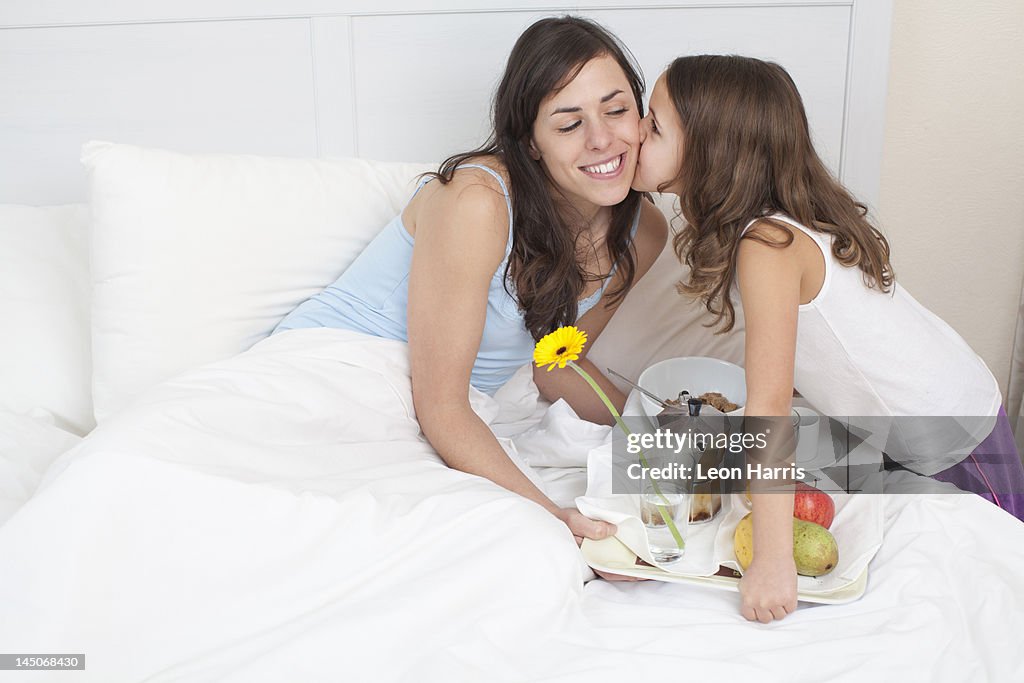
[274,164,637,394]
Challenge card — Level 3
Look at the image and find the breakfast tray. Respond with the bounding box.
[577,483,883,605]
[581,534,869,604]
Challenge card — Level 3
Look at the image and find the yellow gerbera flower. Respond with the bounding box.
[531,325,684,551]
[534,325,588,372]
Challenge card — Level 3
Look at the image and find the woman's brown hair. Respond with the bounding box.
[426,16,645,340]
[664,55,893,332]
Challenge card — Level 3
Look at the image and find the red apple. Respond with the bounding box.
[793,482,835,529]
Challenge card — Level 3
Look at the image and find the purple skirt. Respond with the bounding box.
[933,408,1024,522]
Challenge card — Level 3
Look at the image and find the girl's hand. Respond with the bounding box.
[738,554,798,623]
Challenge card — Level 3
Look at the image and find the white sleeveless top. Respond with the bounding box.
[742,214,1001,473]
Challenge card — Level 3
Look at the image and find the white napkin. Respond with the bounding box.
[575,443,723,576]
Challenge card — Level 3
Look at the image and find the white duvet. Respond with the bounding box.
[1,328,1022,682]
[0,411,81,526]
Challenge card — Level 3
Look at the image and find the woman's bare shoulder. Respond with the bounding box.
[426,154,511,199]
[452,154,511,186]
[406,156,511,240]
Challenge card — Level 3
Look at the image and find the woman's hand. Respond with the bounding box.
[738,554,798,622]
[554,509,647,582]
[554,507,616,545]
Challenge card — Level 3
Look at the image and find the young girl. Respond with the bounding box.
[632,55,1023,620]
[275,17,667,568]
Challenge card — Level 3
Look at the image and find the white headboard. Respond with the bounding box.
[0,0,892,207]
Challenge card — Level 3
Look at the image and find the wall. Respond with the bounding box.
[879,0,1024,401]
[0,1,888,207]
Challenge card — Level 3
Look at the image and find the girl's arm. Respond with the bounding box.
[533,199,668,423]
[735,222,803,623]
[407,170,616,544]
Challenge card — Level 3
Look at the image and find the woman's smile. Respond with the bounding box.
[580,152,626,179]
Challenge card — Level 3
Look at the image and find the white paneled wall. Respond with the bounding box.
[346,6,851,168]
[587,5,851,173]
[1,19,320,203]
[0,1,892,205]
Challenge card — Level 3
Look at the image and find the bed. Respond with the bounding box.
[2,2,1022,682]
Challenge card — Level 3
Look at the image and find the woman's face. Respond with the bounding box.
[633,75,685,195]
[530,54,640,215]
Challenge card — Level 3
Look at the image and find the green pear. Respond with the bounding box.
[732,513,839,576]
[793,518,839,577]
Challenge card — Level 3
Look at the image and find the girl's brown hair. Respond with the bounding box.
[664,55,893,332]
[427,16,645,340]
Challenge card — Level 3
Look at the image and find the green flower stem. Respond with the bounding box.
[567,361,685,550]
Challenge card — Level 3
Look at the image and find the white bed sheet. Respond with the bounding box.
[0,328,1021,682]
[0,410,81,527]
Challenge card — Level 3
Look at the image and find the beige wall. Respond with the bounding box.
[879,0,1024,402]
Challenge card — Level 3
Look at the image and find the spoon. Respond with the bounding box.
[605,368,676,409]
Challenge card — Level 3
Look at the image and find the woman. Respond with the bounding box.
[276,16,667,550]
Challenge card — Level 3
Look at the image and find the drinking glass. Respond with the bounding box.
[640,480,688,563]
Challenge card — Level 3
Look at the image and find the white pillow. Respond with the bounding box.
[83,141,433,422]
[83,141,741,422]
[588,194,746,389]
[0,204,94,435]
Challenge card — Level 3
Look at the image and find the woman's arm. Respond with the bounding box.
[735,222,803,623]
[533,198,668,423]
[407,170,615,543]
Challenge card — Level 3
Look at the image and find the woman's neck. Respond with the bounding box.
[553,197,611,239]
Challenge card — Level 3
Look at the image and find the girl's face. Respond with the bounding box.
[633,75,685,195]
[529,54,640,215]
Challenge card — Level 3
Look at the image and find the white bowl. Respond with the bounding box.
[636,356,747,421]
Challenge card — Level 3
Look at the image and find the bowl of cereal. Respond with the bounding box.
[636,356,747,422]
